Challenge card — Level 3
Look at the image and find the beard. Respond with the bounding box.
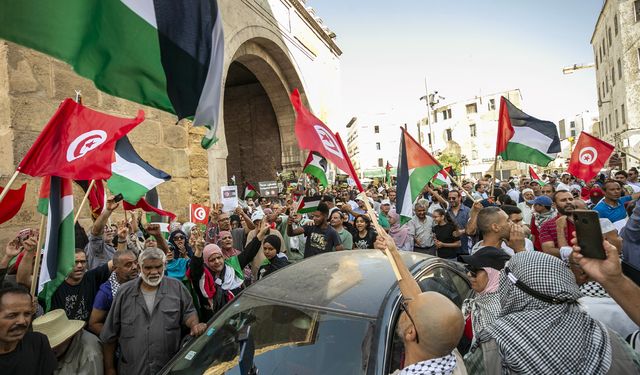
[141,272,163,287]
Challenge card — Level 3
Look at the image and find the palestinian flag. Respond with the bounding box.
[297,196,322,214]
[496,97,561,166]
[107,136,171,204]
[126,188,174,238]
[244,183,258,199]
[38,177,75,312]
[528,166,546,186]
[0,0,224,149]
[37,176,51,216]
[432,167,453,188]
[396,128,442,223]
[303,152,329,187]
[385,161,392,184]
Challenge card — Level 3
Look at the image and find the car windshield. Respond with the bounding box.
[164,295,375,375]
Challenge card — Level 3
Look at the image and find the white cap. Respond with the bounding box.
[251,210,265,222]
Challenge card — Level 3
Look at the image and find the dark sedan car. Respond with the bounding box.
[161,250,472,375]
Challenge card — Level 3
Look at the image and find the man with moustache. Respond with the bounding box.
[539,190,578,259]
[100,247,207,375]
[0,286,57,374]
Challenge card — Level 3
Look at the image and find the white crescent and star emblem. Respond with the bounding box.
[578,146,598,166]
[66,130,108,162]
[193,207,207,221]
[313,125,343,159]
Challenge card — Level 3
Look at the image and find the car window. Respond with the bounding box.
[163,295,374,375]
[386,265,471,373]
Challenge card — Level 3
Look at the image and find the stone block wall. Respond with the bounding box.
[0,42,210,244]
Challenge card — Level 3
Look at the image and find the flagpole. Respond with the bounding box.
[359,194,402,281]
[490,158,498,197]
[30,214,47,296]
[442,167,480,203]
[74,180,96,224]
[0,170,21,206]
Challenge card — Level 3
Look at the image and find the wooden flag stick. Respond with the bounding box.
[0,171,21,206]
[30,214,47,296]
[490,158,499,197]
[74,180,96,224]
[359,193,403,281]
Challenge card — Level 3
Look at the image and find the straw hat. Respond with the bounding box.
[32,309,85,348]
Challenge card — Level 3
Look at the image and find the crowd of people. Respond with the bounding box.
[1,167,640,374]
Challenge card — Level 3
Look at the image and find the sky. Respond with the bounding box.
[307,0,603,131]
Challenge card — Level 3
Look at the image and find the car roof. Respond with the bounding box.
[243,250,436,318]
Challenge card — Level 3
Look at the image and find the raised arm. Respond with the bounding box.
[145,224,169,254]
[92,196,119,236]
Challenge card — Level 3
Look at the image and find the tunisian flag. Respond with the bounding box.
[190,204,210,224]
[0,183,27,224]
[567,132,615,182]
[18,99,144,180]
[291,89,363,191]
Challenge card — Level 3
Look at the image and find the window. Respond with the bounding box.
[604,117,608,133]
[378,158,384,167]
[612,67,615,86]
[608,114,612,131]
[615,15,619,35]
[375,142,381,150]
[442,108,452,120]
[638,49,640,69]
[445,129,453,141]
[570,129,576,137]
[608,27,612,46]
[488,98,496,110]
[469,124,477,137]
[615,109,620,128]
[599,45,603,63]
[597,85,601,102]
[570,121,575,129]
[618,59,622,79]
[622,104,626,124]
[472,150,479,160]
[466,103,477,114]
[605,74,609,93]
[601,81,605,99]
[603,38,606,56]
[427,133,432,145]
[595,47,599,69]
[635,0,640,22]
[374,125,379,134]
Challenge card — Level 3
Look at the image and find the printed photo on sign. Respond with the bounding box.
[220,186,238,212]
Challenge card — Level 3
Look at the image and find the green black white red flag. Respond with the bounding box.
[496,97,561,166]
[0,0,224,149]
[38,177,75,312]
[396,128,443,223]
[303,152,329,187]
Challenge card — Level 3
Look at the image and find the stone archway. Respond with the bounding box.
[224,61,282,183]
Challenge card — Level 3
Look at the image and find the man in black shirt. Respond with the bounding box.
[287,202,343,258]
[0,286,57,375]
[44,248,112,321]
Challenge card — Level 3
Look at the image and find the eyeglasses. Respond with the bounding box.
[399,298,420,343]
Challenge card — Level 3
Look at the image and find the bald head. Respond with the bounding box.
[398,292,464,360]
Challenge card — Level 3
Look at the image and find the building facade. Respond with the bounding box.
[418,89,523,180]
[555,111,600,169]
[591,0,640,169]
[346,114,402,178]
[0,0,341,241]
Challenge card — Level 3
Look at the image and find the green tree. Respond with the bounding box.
[437,153,463,175]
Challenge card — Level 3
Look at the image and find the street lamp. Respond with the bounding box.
[419,80,444,153]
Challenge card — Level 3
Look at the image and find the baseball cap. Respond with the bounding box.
[527,195,553,207]
[381,199,391,205]
[459,247,511,271]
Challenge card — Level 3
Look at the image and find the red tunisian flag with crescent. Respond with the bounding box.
[18,98,144,180]
[567,131,615,182]
[290,89,363,191]
[190,204,210,224]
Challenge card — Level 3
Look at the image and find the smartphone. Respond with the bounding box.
[113,193,124,203]
[573,210,606,259]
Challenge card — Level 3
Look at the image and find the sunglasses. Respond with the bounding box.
[465,266,478,278]
[174,236,185,240]
[399,298,420,344]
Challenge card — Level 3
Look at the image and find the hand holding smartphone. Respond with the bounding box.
[573,210,606,260]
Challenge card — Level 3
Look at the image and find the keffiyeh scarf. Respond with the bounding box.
[484,251,612,374]
[533,207,557,229]
[108,272,121,298]
[580,281,610,298]
[398,353,457,375]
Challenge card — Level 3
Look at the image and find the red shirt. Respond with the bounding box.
[530,216,541,251]
[539,215,575,248]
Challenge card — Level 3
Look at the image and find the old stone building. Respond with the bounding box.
[0,0,341,242]
[591,0,640,169]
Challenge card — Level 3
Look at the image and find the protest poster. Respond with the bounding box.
[220,185,238,212]
[258,181,278,197]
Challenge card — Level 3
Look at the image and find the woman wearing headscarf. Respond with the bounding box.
[459,248,511,352]
[188,223,266,321]
[466,251,640,374]
[388,210,412,251]
[168,229,193,259]
[257,234,290,280]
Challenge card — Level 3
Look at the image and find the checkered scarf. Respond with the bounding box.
[398,353,457,375]
[486,251,612,374]
[108,272,121,299]
[580,281,610,298]
[462,292,501,340]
